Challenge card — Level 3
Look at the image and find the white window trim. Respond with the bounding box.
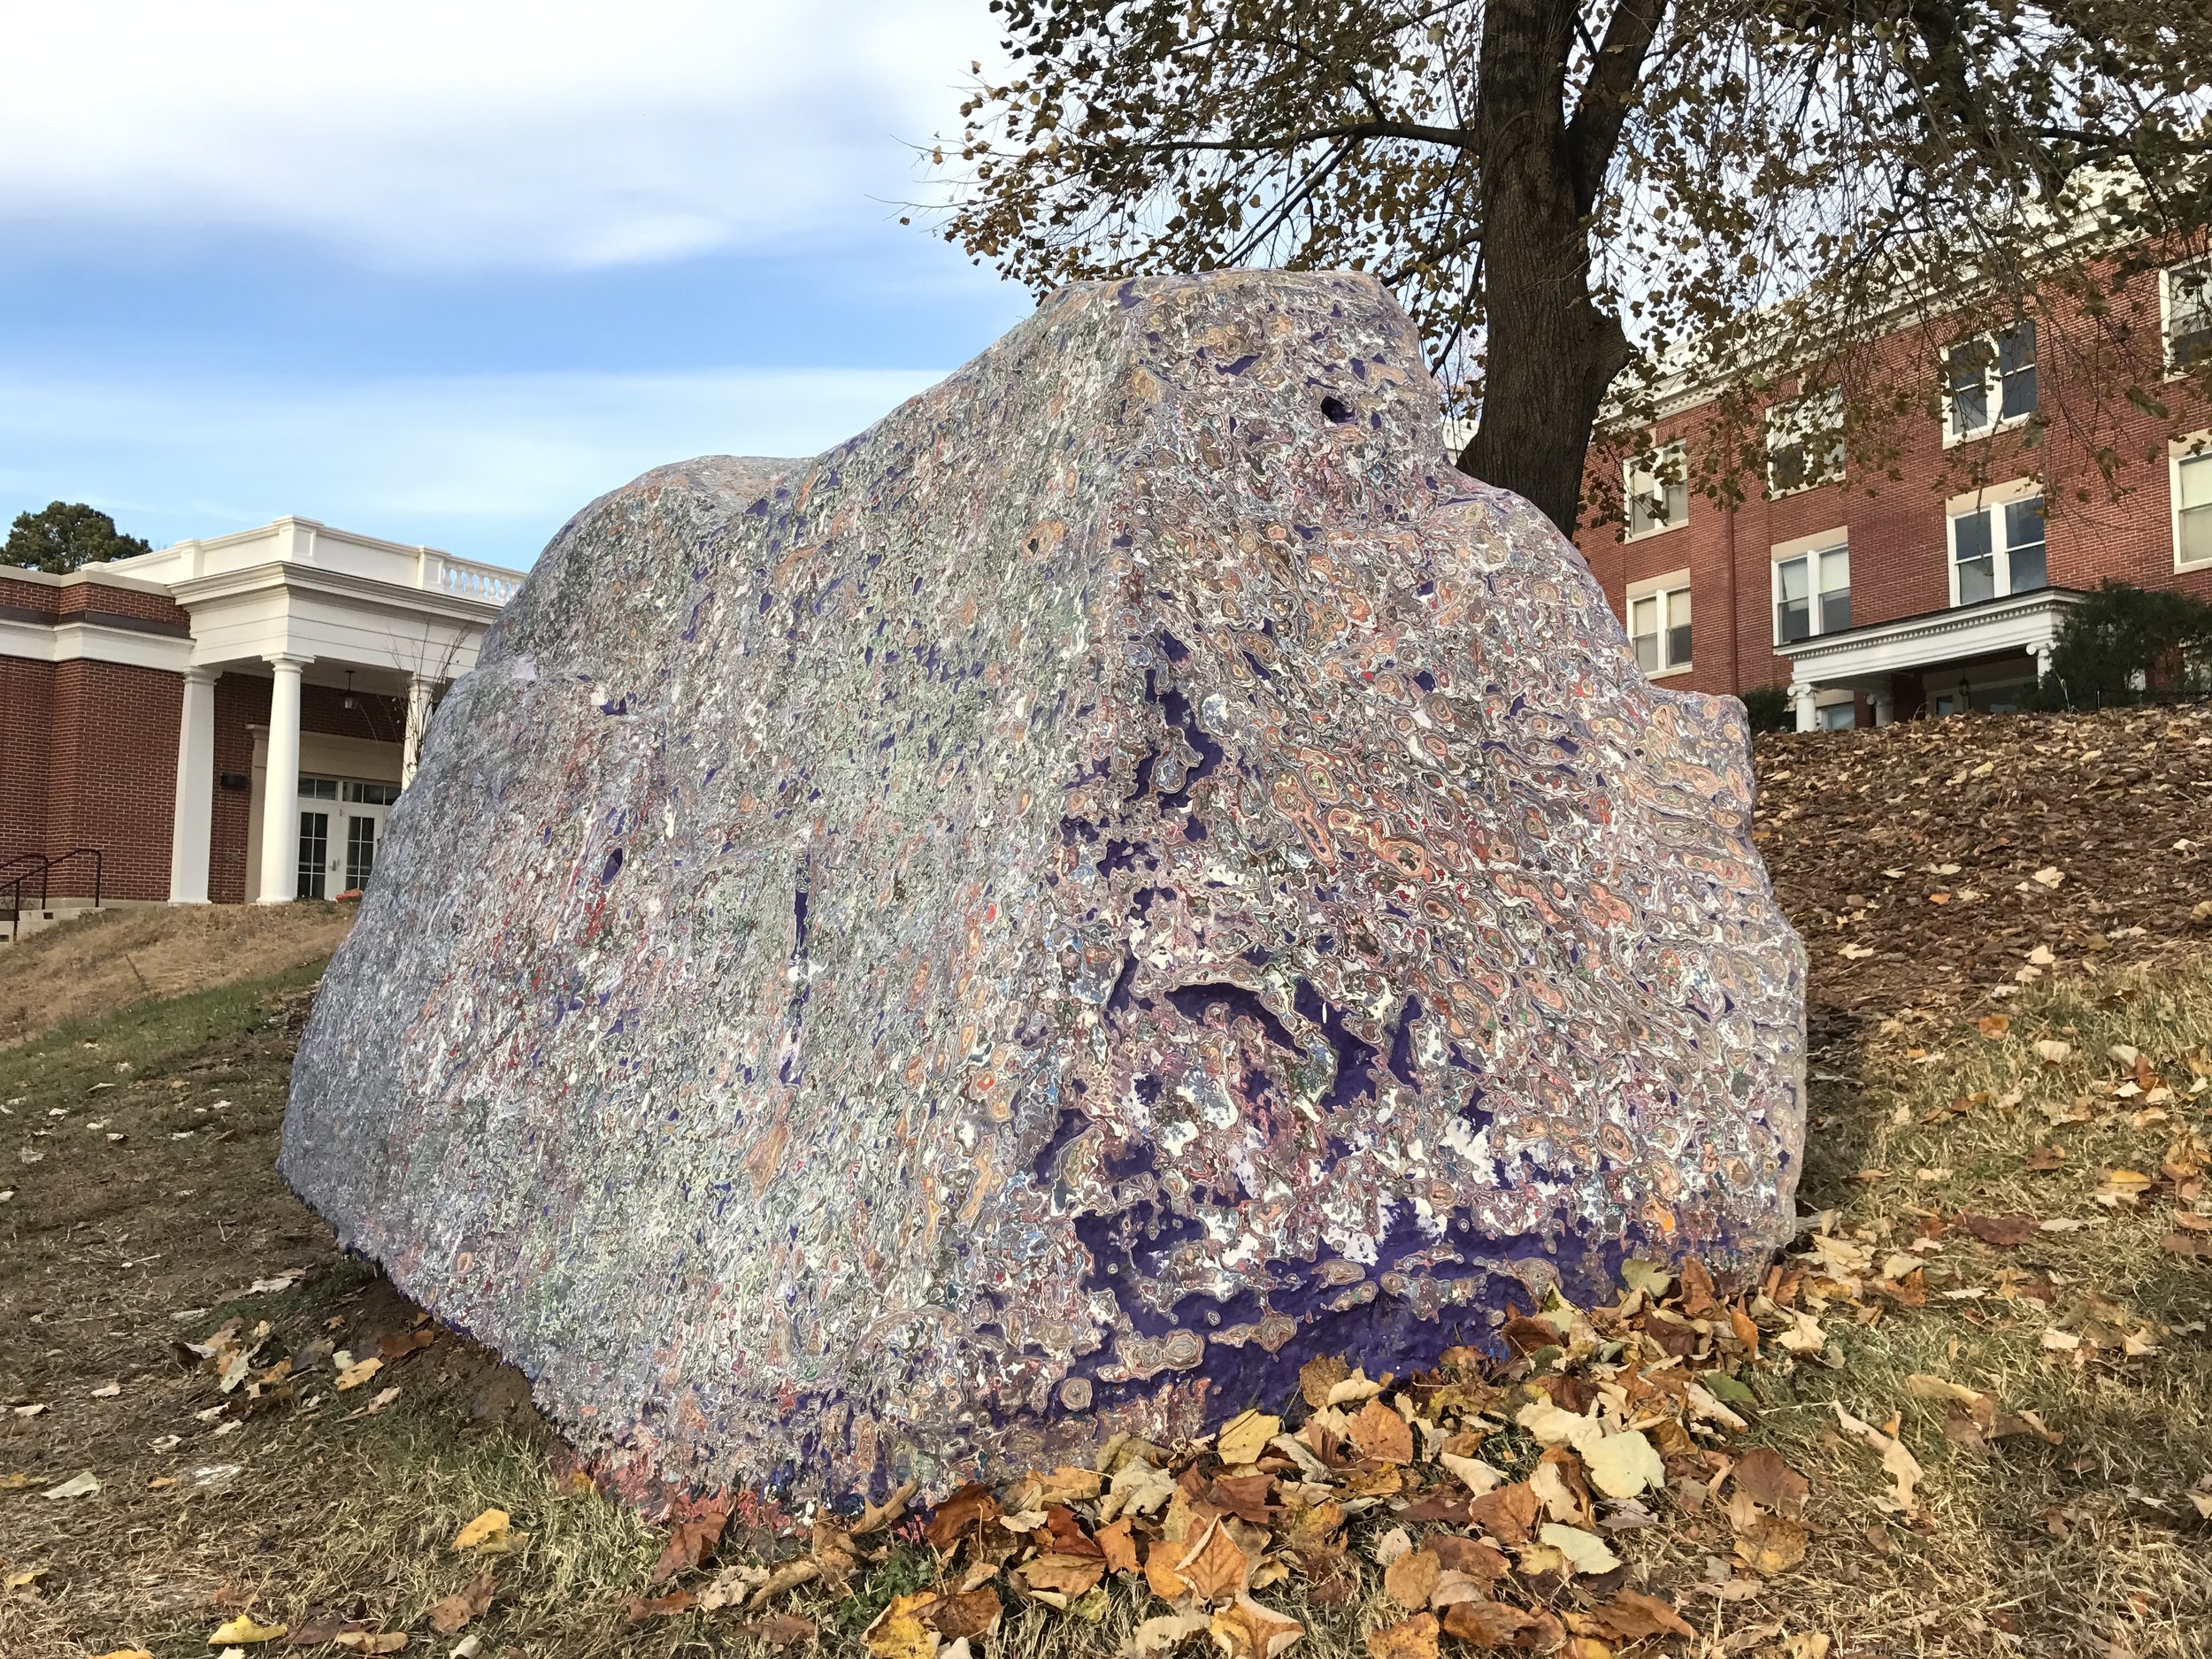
[1626,569,1694,678]
[2162,260,2212,381]
[1765,386,1845,497]
[2172,431,2212,571]
[1770,531,1851,645]
[1945,480,2045,608]
[1939,322,2036,448]
[1623,439,1688,541]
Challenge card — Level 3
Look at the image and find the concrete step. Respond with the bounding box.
[1,901,104,946]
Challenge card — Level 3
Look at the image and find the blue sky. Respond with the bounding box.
[0,0,1029,567]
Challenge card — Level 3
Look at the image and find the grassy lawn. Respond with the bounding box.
[3,721,2208,1659]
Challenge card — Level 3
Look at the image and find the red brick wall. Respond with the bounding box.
[38,659,183,902]
[1578,253,2212,701]
[0,655,57,883]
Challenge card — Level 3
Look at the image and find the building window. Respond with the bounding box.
[1774,543,1851,643]
[1629,579,1692,675]
[1949,493,2047,605]
[1624,441,1688,538]
[1766,386,1844,496]
[2164,262,2212,373]
[1943,319,2037,442]
[2176,442,2212,569]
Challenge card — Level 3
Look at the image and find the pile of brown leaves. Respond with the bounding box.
[1756,706,2212,1023]
[618,1256,1890,1659]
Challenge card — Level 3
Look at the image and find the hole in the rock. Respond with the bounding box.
[1320,394,1356,424]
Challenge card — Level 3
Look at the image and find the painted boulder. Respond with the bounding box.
[281,270,1805,1501]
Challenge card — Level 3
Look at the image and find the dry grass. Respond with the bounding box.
[0,902,356,1048]
[2,809,2208,1656]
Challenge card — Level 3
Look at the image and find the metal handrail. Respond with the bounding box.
[3,848,104,942]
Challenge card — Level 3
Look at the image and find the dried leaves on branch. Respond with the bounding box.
[933,1,2212,532]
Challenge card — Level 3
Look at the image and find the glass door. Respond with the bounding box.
[296,810,329,900]
[342,809,383,893]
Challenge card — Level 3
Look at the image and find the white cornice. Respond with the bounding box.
[169,560,506,626]
[0,613,195,672]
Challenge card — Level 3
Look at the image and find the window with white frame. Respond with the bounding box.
[2164,261,2212,373]
[1624,441,1688,537]
[2174,442,2212,568]
[1766,386,1844,495]
[1948,490,2047,605]
[1773,541,1850,644]
[1943,319,2037,442]
[1628,576,1692,675]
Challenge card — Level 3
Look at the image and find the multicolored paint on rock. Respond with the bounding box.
[281,271,1806,1502]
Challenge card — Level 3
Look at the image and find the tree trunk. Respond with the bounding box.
[1457,0,1636,534]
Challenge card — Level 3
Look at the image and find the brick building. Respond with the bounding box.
[1573,249,2212,730]
[1,519,521,930]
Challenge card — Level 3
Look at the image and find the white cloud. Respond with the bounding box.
[0,363,950,564]
[0,0,990,268]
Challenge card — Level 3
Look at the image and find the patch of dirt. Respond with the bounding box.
[0,902,356,1047]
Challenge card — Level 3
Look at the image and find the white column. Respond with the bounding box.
[257,654,311,904]
[1790,680,1820,733]
[2033,641,2055,680]
[167,667,218,903]
[402,672,437,788]
[1871,686,1895,728]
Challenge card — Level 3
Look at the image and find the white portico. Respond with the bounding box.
[1775,588,2085,732]
[96,519,523,903]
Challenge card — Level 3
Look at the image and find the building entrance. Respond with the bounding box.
[295,774,400,899]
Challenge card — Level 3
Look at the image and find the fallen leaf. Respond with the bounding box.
[330,1632,406,1654]
[1179,1518,1252,1603]
[1298,1356,1352,1408]
[1961,1213,2039,1248]
[41,1471,99,1501]
[1732,1512,1809,1574]
[1538,1523,1621,1576]
[1217,1409,1281,1466]
[427,1573,493,1634]
[89,1651,157,1659]
[1582,1430,1665,1500]
[1146,1538,1192,1601]
[1586,1590,1695,1641]
[925,1481,1000,1549]
[926,1586,1002,1640]
[1441,1602,1550,1647]
[1440,1452,1504,1495]
[1831,1403,1923,1512]
[1097,1516,1141,1573]
[1977,1015,2011,1039]
[1365,1612,1440,1659]
[333,1356,382,1392]
[1468,1482,1541,1546]
[624,1589,697,1622]
[1208,1592,1303,1659]
[451,1509,510,1552]
[2033,1039,2073,1064]
[1731,1448,1809,1517]
[1021,1553,1106,1598]
[855,1478,920,1535]
[1381,1546,1440,1609]
[207,1615,288,1644]
[650,1509,728,1583]
[1347,1399,1413,1464]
